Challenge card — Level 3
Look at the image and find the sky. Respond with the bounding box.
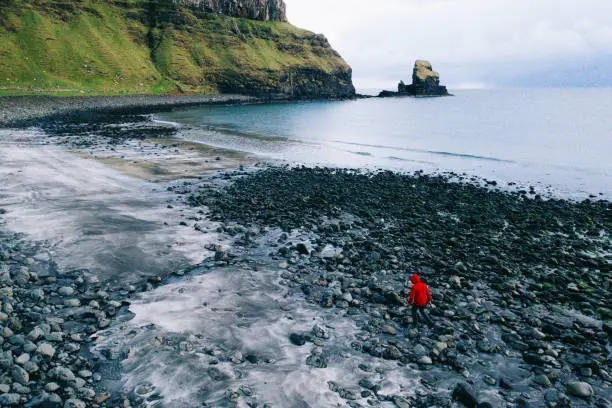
[283,0,612,90]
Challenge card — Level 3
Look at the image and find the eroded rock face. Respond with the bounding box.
[381,60,449,97]
[175,0,287,22]
[411,60,442,94]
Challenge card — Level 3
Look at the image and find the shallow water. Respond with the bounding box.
[157,89,612,200]
[0,129,217,283]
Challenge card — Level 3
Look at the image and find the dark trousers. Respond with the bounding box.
[412,304,432,326]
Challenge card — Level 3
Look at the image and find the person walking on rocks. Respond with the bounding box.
[408,273,433,326]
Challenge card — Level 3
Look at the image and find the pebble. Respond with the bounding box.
[12,365,30,385]
[382,325,397,335]
[565,381,594,398]
[63,299,81,307]
[64,398,87,408]
[0,394,21,406]
[37,342,56,358]
[58,286,75,296]
[534,374,551,387]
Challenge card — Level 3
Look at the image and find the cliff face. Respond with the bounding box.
[0,0,354,98]
[175,0,287,22]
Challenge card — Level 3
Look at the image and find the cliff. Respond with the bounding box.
[0,0,355,98]
[175,0,287,22]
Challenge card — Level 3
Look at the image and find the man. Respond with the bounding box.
[408,273,433,326]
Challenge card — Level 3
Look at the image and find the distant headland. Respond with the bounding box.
[378,60,451,97]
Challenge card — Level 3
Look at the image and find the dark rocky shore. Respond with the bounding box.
[0,106,610,407]
[184,167,611,407]
[0,94,255,128]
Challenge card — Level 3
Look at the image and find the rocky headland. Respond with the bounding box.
[0,0,355,98]
[379,60,451,98]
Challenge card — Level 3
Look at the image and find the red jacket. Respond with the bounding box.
[408,274,432,307]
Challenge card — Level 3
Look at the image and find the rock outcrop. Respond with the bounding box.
[379,60,450,97]
[175,0,287,22]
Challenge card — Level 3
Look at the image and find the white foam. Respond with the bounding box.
[95,265,422,407]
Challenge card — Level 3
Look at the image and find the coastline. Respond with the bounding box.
[0,94,257,128]
[0,104,610,407]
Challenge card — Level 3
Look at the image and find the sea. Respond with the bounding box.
[156,88,612,200]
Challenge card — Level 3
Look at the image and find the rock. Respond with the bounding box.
[482,375,496,385]
[289,333,306,346]
[16,353,30,365]
[312,324,330,339]
[30,288,45,301]
[78,369,92,378]
[37,342,56,358]
[306,353,327,368]
[12,266,30,285]
[382,325,397,335]
[417,355,433,365]
[534,374,551,387]
[63,299,81,307]
[0,384,9,393]
[452,382,478,408]
[46,382,60,392]
[12,365,30,385]
[565,381,593,398]
[49,366,76,382]
[58,287,75,296]
[379,60,450,97]
[295,243,310,255]
[64,398,86,408]
[0,394,21,406]
[382,346,403,360]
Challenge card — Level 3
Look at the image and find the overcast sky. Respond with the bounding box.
[284,0,612,90]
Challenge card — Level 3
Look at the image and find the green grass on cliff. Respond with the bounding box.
[0,0,350,95]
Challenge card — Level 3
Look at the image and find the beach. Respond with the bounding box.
[0,99,610,407]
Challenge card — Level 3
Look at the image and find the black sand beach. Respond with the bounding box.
[0,102,610,407]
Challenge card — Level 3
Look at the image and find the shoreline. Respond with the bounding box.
[0,94,257,128]
[0,104,610,407]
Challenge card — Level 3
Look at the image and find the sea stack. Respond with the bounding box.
[379,60,450,97]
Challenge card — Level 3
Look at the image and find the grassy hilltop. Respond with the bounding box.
[0,0,354,97]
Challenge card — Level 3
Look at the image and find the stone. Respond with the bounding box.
[28,327,45,341]
[382,325,397,335]
[37,342,56,358]
[63,299,81,307]
[12,365,30,385]
[382,346,403,360]
[16,353,30,365]
[46,382,61,392]
[0,384,9,393]
[0,394,21,406]
[30,288,45,301]
[58,287,75,297]
[13,266,30,285]
[417,355,433,365]
[50,366,76,382]
[565,381,593,398]
[534,374,551,387]
[78,370,92,378]
[452,382,477,408]
[289,333,306,346]
[64,399,86,408]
